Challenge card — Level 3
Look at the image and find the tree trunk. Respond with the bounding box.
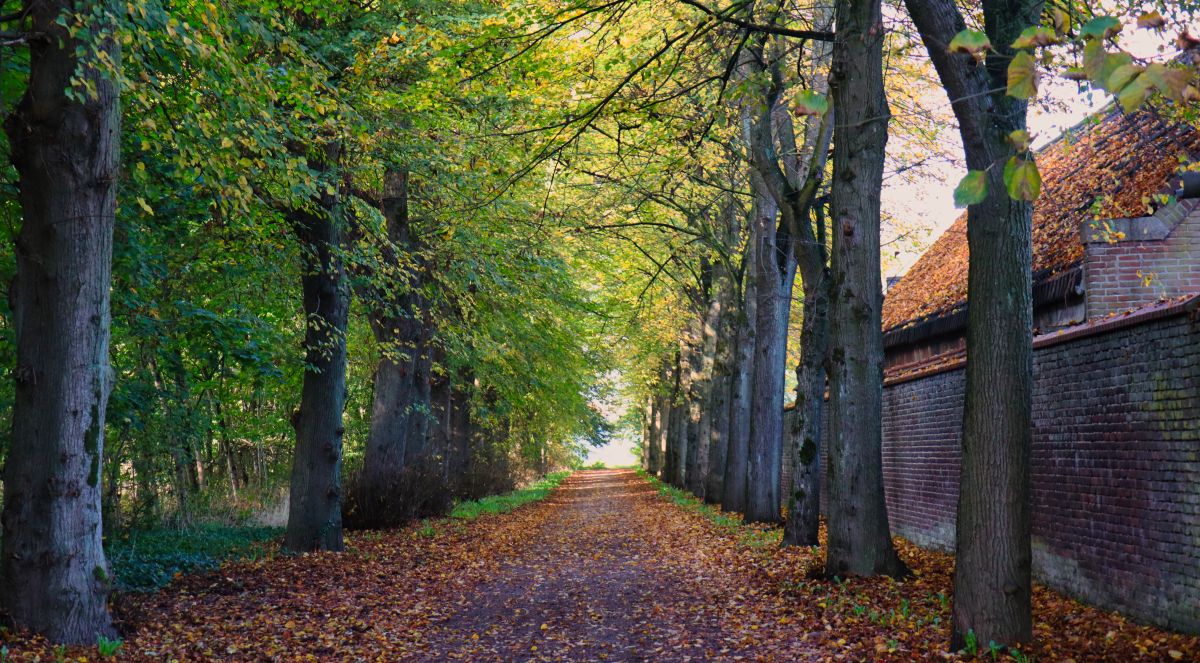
[284,142,349,553]
[661,351,682,484]
[0,0,120,643]
[902,0,1040,646]
[446,373,473,496]
[669,344,690,489]
[355,168,437,521]
[783,265,830,546]
[704,252,736,503]
[745,189,792,524]
[824,0,908,579]
[722,220,757,513]
[686,286,717,498]
[648,385,667,477]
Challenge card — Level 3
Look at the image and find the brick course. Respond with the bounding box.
[782,297,1200,633]
[1083,199,1200,319]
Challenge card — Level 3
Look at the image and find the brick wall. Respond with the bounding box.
[1083,199,1200,319]
[782,297,1200,633]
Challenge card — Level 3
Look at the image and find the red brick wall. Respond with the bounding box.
[1084,199,1200,319]
[783,298,1200,633]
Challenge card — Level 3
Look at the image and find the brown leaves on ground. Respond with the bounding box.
[3,469,1196,661]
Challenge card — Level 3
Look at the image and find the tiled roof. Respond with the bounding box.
[882,108,1200,332]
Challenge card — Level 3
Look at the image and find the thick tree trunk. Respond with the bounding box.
[355,169,437,522]
[648,385,667,477]
[902,0,1040,647]
[704,254,736,503]
[672,340,693,489]
[686,282,718,498]
[783,268,830,546]
[0,0,120,643]
[722,223,757,513]
[284,143,349,553]
[745,191,792,524]
[824,0,908,579]
[661,352,682,484]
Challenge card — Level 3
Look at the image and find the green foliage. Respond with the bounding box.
[953,170,989,208]
[96,635,123,658]
[1003,157,1042,202]
[948,29,991,57]
[793,90,829,117]
[640,470,781,549]
[964,628,979,656]
[105,526,281,592]
[1005,51,1038,100]
[449,471,571,520]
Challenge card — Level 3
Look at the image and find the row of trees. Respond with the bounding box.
[0,0,1195,650]
[0,0,615,644]
[626,0,1198,651]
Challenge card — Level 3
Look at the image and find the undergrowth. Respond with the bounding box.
[639,469,782,548]
[105,525,281,592]
[449,471,571,520]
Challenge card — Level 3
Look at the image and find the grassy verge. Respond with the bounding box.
[449,471,571,521]
[105,525,282,592]
[639,469,782,548]
[101,473,571,591]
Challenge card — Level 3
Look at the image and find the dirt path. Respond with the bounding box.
[8,468,1200,661]
[412,469,791,661]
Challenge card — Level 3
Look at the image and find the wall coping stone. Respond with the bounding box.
[880,293,1200,388]
[1081,198,1200,244]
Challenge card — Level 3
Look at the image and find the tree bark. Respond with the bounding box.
[745,188,792,524]
[648,361,668,477]
[738,32,831,527]
[704,238,737,503]
[446,376,473,497]
[721,219,757,513]
[784,257,830,546]
[661,351,683,485]
[284,142,349,553]
[0,0,120,643]
[686,273,717,498]
[354,168,437,522]
[824,0,908,579]
[903,0,1040,647]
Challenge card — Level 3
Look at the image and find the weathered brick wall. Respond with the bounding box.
[1083,199,1200,319]
[782,298,1200,633]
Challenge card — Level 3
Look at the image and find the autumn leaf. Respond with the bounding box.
[1003,156,1041,201]
[1007,129,1032,152]
[1137,11,1166,30]
[948,29,991,61]
[1051,8,1071,35]
[1141,63,1190,101]
[1011,26,1058,49]
[793,90,829,117]
[1117,76,1154,113]
[1105,64,1143,95]
[953,170,988,208]
[1006,51,1038,99]
[1081,16,1122,40]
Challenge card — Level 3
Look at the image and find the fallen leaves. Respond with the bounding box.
[1,470,1197,661]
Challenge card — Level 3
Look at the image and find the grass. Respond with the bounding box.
[449,471,571,520]
[105,524,282,592]
[96,473,571,592]
[639,469,782,548]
